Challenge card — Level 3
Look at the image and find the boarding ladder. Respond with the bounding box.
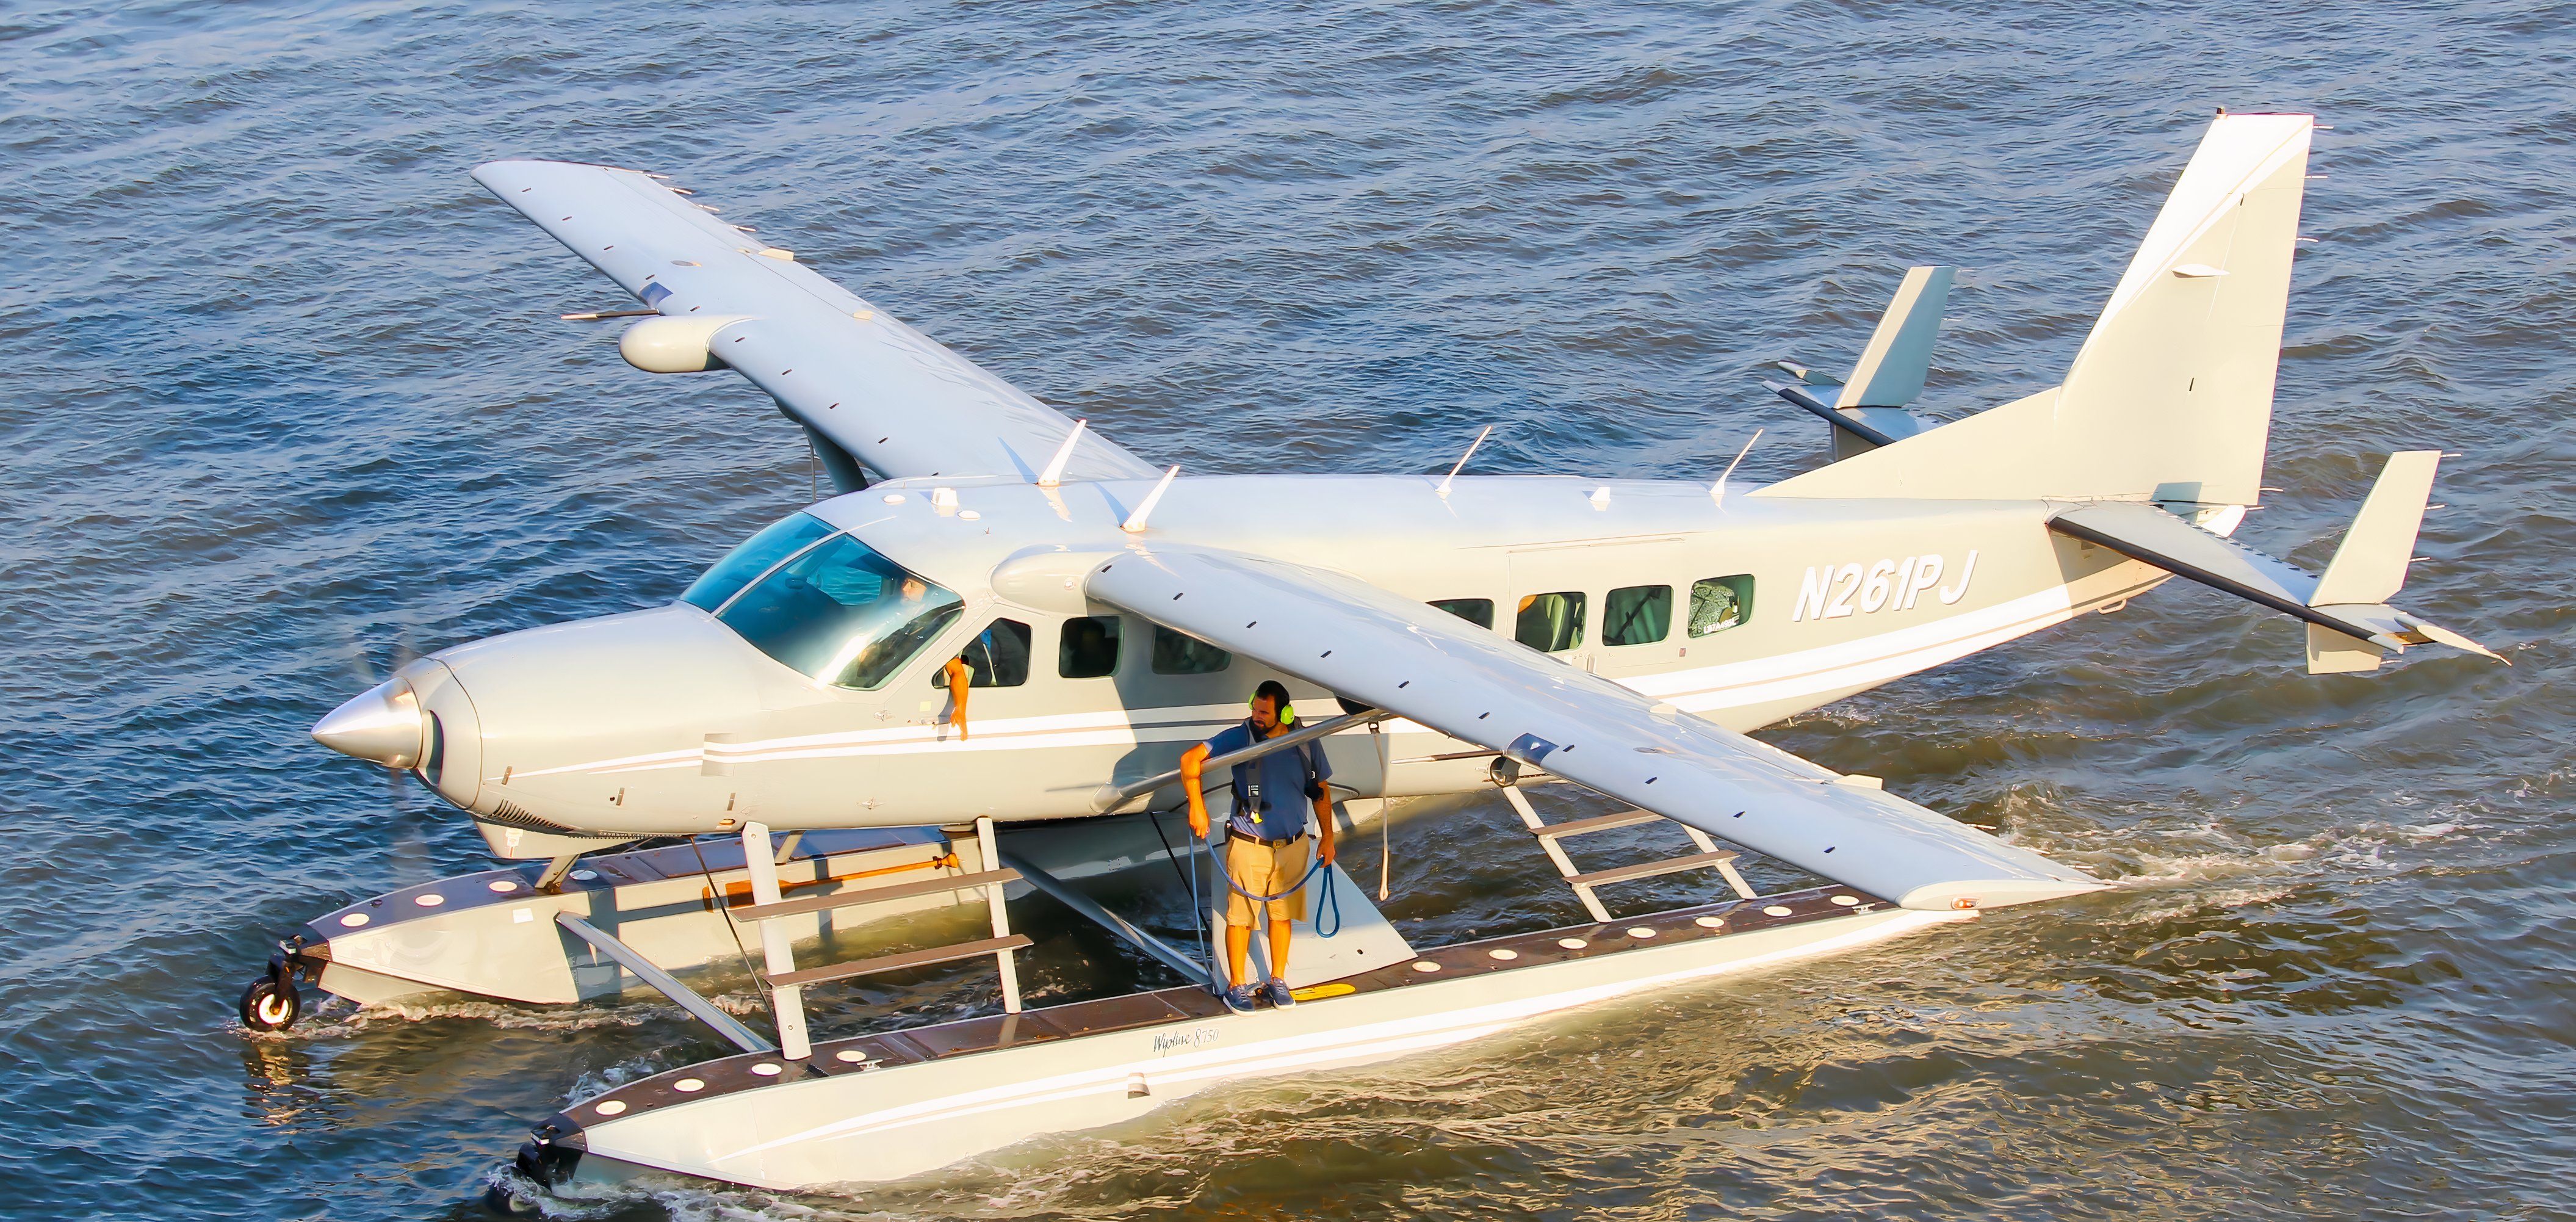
[731,816,1025,1061]
[1495,773,1757,924]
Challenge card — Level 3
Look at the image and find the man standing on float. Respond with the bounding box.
[1181,679,1338,1013]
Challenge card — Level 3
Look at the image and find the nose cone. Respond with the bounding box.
[312,678,424,768]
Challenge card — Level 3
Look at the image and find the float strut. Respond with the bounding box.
[535,853,581,894]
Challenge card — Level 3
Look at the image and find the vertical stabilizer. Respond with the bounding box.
[2056,114,2314,505]
[1767,267,1952,461]
[2311,450,2441,606]
[1760,115,2315,504]
[1836,266,1954,411]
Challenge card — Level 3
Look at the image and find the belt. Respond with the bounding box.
[1227,828,1306,848]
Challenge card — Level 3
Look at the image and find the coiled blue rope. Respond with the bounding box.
[1206,831,1341,939]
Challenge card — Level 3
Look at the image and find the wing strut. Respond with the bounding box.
[1092,707,1391,814]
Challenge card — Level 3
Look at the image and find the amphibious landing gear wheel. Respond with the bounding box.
[485,1125,582,1213]
[238,956,302,1031]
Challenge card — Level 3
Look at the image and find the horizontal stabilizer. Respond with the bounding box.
[2046,501,2394,642]
[1766,380,1932,453]
[2048,496,2503,671]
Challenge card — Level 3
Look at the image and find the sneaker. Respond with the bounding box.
[1222,983,1261,1014]
[1265,978,1297,1008]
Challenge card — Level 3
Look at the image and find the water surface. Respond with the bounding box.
[3,1,2571,1217]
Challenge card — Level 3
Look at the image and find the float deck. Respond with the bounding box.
[507,882,1968,1199]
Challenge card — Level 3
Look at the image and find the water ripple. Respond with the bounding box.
[4,0,2572,1217]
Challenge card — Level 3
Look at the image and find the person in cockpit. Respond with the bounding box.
[844,576,950,689]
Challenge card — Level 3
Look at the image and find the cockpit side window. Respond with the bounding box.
[715,533,964,689]
[958,619,1033,687]
[681,513,837,612]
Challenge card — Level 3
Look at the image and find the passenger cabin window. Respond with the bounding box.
[1515,591,1586,653]
[1429,598,1494,629]
[713,533,963,690]
[1152,626,1231,675]
[1059,616,1122,678]
[681,512,835,612]
[1690,576,1755,635]
[1603,584,1672,646]
[948,619,1033,687]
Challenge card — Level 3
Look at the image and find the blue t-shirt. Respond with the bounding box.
[1202,719,1332,841]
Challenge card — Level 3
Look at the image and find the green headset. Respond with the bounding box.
[1250,680,1295,727]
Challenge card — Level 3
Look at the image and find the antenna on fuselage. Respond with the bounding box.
[1711,428,1764,502]
[1436,425,1494,499]
[1122,465,1180,533]
[1037,419,1088,488]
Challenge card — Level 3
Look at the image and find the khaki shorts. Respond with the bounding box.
[1224,833,1310,926]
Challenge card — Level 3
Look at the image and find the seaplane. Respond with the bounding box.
[267,111,2498,1206]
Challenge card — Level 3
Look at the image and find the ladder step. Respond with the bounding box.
[1531,809,1664,840]
[1566,849,1742,891]
[768,934,1033,989]
[736,867,1019,923]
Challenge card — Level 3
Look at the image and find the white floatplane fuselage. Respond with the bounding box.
[395,471,2194,845]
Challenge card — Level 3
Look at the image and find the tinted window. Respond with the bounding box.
[958,619,1033,687]
[1152,626,1232,674]
[681,513,835,612]
[1429,598,1494,629]
[1515,591,1586,653]
[715,534,963,689]
[1603,585,1672,646]
[1059,616,1122,678]
[1690,576,1755,636]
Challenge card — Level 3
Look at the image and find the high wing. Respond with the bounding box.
[472,159,1160,485]
[1085,546,2106,911]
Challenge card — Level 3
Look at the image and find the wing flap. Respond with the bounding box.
[1084,546,2104,911]
[471,160,1158,484]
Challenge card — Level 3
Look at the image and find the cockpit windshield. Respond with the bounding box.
[713,533,963,689]
[680,513,836,613]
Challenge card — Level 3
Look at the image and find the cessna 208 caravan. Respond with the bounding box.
[314,110,2488,906]
[287,111,2506,1197]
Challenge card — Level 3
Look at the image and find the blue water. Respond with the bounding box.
[4,1,2572,1217]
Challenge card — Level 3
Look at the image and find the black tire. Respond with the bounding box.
[239,975,300,1031]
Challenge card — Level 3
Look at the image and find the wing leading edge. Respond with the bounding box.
[471,159,1159,485]
[1084,546,2105,911]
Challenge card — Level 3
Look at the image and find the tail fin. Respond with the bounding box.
[1767,266,1955,461]
[2046,450,2505,674]
[2306,450,2440,673]
[2305,450,2505,673]
[2311,450,2437,606]
[1760,114,2315,503]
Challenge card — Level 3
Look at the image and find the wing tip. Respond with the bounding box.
[471,158,662,184]
[1897,876,2110,912]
